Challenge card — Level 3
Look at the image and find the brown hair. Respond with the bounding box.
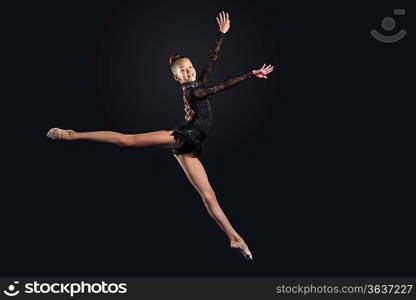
[169,53,187,67]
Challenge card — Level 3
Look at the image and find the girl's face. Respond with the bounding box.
[172,58,196,83]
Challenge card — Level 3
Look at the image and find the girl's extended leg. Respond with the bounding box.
[174,152,253,260]
[46,128,183,149]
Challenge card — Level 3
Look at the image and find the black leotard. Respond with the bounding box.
[167,31,255,157]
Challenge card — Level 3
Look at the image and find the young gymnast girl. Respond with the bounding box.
[47,11,274,260]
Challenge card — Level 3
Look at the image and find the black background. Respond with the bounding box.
[2,0,414,276]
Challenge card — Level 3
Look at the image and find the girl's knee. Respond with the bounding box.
[119,134,134,147]
[201,189,216,205]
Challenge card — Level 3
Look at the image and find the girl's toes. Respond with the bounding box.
[46,127,73,140]
[47,128,60,139]
[230,239,253,260]
[245,249,253,260]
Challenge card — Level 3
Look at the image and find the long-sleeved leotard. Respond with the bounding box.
[191,71,254,99]
[168,31,255,156]
[198,31,224,85]
[181,70,254,135]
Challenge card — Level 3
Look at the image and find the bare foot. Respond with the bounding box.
[230,237,253,260]
[46,128,77,140]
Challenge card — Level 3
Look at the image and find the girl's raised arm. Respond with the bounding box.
[198,11,230,85]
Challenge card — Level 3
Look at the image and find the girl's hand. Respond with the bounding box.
[252,64,274,79]
[216,11,230,34]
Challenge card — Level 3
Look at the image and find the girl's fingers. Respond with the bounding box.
[255,65,275,77]
[220,11,224,23]
[226,12,229,21]
[216,17,220,26]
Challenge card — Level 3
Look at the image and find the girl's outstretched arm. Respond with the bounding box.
[198,11,230,85]
[192,64,274,99]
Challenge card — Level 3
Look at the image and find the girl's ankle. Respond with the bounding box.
[69,130,79,140]
[230,236,242,243]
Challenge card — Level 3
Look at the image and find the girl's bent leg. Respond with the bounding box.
[174,152,253,259]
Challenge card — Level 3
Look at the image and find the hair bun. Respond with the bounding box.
[169,53,182,66]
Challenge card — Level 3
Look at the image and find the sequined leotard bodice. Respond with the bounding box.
[178,31,254,135]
